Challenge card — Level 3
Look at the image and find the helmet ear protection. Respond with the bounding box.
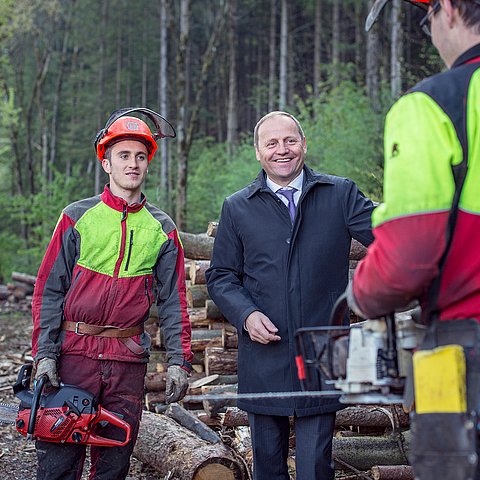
[366,0,429,32]
[94,107,176,161]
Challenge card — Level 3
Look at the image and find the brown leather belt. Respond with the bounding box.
[62,321,144,338]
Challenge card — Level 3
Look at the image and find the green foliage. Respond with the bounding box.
[295,80,386,201]
[186,138,260,232]
[0,168,88,279]
[186,80,387,233]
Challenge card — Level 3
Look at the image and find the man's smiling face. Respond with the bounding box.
[102,139,149,201]
[255,115,307,186]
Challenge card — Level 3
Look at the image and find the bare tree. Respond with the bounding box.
[158,0,169,209]
[313,0,322,96]
[390,0,402,98]
[279,0,288,109]
[268,0,277,111]
[366,0,380,108]
[226,0,238,155]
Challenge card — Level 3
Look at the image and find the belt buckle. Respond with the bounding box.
[75,322,85,336]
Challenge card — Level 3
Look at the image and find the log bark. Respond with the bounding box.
[179,232,214,260]
[333,430,411,471]
[191,329,224,351]
[188,307,211,328]
[206,299,224,320]
[187,285,210,308]
[350,239,368,261]
[223,407,249,428]
[12,271,37,285]
[134,410,246,479]
[204,347,238,376]
[206,222,218,237]
[336,405,409,429]
[371,465,413,480]
[165,403,222,444]
[189,260,210,285]
[202,384,238,417]
[145,372,167,392]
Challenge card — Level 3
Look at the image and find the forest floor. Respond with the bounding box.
[0,303,158,480]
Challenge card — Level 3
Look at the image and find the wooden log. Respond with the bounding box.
[11,271,37,285]
[0,285,10,301]
[336,405,409,429]
[184,259,192,281]
[223,329,238,349]
[165,403,222,444]
[204,347,238,376]
[202,384,238,417]
[191,329,224,351]
[187,285,210,308]
[350,239,368,261]
[206,222,218,238]
[188,307,211,328]
[134,410,246,479]
[206,299,224,320]
[144,391,166,411]
[223,407,249,428]
[189,260,210,285]
[333,430,411,471]
[371,465,413,480]
[179,232,214,260]
[145,372,167,392]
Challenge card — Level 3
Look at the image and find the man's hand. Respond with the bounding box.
[245,311,281,344]
[35,358,59,387]
[165,365,189,404]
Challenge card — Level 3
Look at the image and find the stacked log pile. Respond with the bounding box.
[0,272,35,313]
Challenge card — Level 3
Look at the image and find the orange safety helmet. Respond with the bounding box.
[95,107,176,162]
[366,0,430,32]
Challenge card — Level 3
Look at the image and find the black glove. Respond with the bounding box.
[165,365,189,404]
[345,281,367,319]
[35,357,59,387]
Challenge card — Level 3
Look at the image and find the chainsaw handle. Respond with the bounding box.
[86,406,132,447]
[329,293,349,326]
[28,374,47,436]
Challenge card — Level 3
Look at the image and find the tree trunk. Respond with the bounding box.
[134,411,246,479]
[390,0,402,99]
[189,260,210,285]
[159,0,169,209]
[332,1,340,83]
[226,0,238,155]
[313,0,322,96]
[96,0,108,195]
[268,0,277,111]
[366,0,380,108]
[279,0,288,109]
[204,347,238,376]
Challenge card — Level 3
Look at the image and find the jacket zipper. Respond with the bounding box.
[125,230,134,271]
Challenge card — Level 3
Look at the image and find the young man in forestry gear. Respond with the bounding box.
[31,108,193,480]
[347,1,480,479]
[206,111,375,479]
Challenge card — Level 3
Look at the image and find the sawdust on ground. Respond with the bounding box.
[0,306,158,480]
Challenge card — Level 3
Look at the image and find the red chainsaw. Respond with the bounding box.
[0,364,131,447]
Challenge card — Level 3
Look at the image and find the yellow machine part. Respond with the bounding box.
[413,344,466,414]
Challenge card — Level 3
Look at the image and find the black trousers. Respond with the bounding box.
[248,412,336,480]
[36,355,146,480]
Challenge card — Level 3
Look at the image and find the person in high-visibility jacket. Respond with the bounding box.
[347,1,480,478]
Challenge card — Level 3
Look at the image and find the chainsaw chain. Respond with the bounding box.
[0,402,19,425]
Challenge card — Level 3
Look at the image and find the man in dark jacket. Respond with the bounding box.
[206,111,374,480]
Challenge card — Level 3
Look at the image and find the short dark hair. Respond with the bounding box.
[253,111,305,148]
[454,0,480,33]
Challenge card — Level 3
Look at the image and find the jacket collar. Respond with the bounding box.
[246,165,334,199]
[100,184,146,213]
[451,43,480,69]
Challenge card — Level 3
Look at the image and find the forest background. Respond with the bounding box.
[0,0,442,280]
